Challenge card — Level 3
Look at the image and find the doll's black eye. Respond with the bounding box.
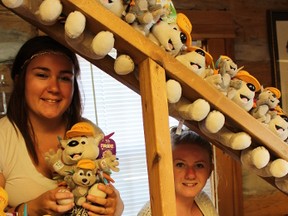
[247,83,256,92]
[180,32,187,44]
[68,140,78,147]
[195,49,205,57]
[281,116,288,122]
[79,170,84,176]
[81,141,86,145]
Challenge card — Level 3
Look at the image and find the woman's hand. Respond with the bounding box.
[27,187,74,216]
[82,184,124,216]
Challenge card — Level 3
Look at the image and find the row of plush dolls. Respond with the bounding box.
[168,46,288,194]
[2,0,288,202]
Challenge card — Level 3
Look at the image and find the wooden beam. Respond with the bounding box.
[139,58,176,216]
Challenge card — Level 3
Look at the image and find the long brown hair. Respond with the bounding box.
[7,36,83,165]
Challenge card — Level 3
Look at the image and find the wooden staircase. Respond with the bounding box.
[2,0,288,215]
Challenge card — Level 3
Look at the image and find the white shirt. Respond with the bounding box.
[0,116,57,207]
[137,191,219,216]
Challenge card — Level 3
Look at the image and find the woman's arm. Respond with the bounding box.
[114,186,124,216]
[7,187,74,216]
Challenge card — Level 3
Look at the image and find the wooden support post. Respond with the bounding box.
[139,58,176,216]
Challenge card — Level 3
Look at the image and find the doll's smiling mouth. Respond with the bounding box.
[230,65,236,71]
[70,153,82,159]
[240,94,250,103]
[190,62,201,69]
[165,39,175,51]
[270,99,275,103]
[275,125,285,132]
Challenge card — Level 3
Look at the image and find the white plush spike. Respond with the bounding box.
[65,11,86,39]
[36,0,62,25]
[269,159,288,178]
[241,146,270,169]
[166,79,182,104]
[173,97,210,122]
[202,110,225,133]
[91,31,115,58]
[2,0,23,8]
[114,55,135,75]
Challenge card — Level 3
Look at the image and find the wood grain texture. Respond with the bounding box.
[139,58,176,216]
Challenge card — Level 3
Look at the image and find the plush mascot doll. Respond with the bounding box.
[250,87,281,124]
[147,14,189,57]
[0,187,8,216]
[175,46,215,79]
[45,122,119,215]
[217,70,261,151]
[63,159,107,206]
[124,0,167,35]
[267,112,288,141]
[199,70,261,151]
[45,122,119,178]
[227,70,261,112]
[170,46,225,134]
[60,159,110,215]
[214,55,243,95]
[149,12,193,104]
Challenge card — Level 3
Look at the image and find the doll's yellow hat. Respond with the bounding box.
[234,70,261,92]
[77,159,96,170]
[264,87,281,99]
[66,122,95,138]
[177,13,192,47]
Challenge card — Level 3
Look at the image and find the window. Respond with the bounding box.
[78,55,212,215]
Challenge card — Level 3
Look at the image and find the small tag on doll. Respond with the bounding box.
[156,0,177,24]
[98,132,117,159]
[53,160,65,171]
[176,119,184,135]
